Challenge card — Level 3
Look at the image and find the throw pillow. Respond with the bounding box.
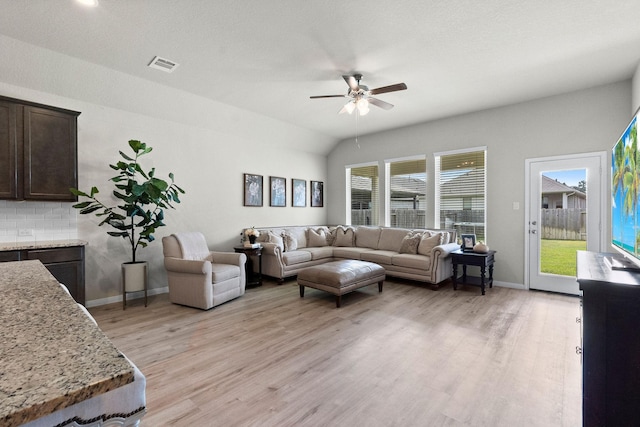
[417,233,444,255]
[308,228,328,247]
[267,231,284,251]
[333,226,355,247]
[399,232,422,254]
[282,231,298,252]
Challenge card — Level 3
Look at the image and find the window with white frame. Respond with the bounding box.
[385,157,426,228]
[348,164,379,226]
[434,148,486,242]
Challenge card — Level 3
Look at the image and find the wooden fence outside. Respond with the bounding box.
[541,208,586,241]
[351,209,426,228]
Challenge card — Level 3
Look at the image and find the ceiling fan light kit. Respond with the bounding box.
[310,74,407,116]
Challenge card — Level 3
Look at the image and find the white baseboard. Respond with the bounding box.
[493,280,525,290]
[86,286,169,308]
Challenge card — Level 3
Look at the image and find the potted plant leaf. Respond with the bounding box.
[71,139,185,308]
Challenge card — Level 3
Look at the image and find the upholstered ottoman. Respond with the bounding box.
[298,260,385,307]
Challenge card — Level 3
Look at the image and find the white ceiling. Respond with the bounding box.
[1,0,640,141]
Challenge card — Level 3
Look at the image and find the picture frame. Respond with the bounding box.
[292,178,306,207]
[461,234,476,251]
[310,180,323,207]
[269,176,286,207]
[243,173,263,207]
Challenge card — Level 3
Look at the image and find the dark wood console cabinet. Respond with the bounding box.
[0,95,80,201]
[577,251,640,426]
[0,246,85,305]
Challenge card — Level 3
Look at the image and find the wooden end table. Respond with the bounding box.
[233,245,263,287]
[451,249,496,295]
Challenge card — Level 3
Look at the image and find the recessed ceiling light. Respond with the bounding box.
[76,0,99,7]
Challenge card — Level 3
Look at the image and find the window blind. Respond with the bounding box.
[435,149,486,241]
[350,165,379,226]
[388,158,426,228]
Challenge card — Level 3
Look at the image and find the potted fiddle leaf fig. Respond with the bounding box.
[71,139,185,307]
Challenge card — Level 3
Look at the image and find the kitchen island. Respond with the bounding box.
[0,260,145,427]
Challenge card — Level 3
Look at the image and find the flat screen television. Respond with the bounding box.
[611,108,640,270]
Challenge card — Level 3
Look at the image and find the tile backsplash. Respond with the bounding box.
[0,200,78,243]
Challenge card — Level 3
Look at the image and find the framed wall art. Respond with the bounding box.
[243,173,263,207]
[270,176,286,207]
[461,234,476,251]
[292,178,306,207]
[310,180,323,207]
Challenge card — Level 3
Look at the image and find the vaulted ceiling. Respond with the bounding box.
[1,0,640,141]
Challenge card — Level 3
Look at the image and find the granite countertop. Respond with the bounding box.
[0,260,133,427]
[0,239,88,252]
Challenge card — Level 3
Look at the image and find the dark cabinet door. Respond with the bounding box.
[45,261,85,305]
[0,100,19,199]
[23,105,78,201]
[26,246,85,305]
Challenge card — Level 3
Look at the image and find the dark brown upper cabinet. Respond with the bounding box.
[0,95,80,201]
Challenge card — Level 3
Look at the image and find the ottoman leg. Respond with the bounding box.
[299,285,305,298]
[336,295,342,308]
[378,280,383,292]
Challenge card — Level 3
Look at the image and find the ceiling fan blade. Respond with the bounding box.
[368,97,394,110]
[370,83,407,95]
[310,94,347,99]
[343,75,360,92]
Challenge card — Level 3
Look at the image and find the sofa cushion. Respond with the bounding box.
[267,231,284,251]
[399,232,422,254]
[301,247,333,260]
[360,250,396,265]
[418,232,444,255]
[378,228,411,252]
[392,253,430,270]
[282,231,298,252]
[333,226,355,247]
[307,228,329,247]
[355,226,381,249]
[432,230,450,244]
[286,227,308,249]
[211,263,241,282]
[332,247,374,259]
[282,250,312,266]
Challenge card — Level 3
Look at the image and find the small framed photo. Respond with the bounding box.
[243,173,263,207]
[292,178,306,207]
[270,176,286,207]
[310,180,323,207]
[461,234,476,252]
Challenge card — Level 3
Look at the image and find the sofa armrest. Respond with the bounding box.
[164,257,211,274]
[259,242,282,257]
[432,242,461,257]
[209,251,246,266]
[427,242,460,284]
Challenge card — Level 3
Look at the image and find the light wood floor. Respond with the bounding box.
[89,278,582,427]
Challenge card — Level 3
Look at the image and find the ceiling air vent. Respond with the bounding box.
[148,56,179,73]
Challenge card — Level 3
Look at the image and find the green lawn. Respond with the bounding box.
[540,239,586,276]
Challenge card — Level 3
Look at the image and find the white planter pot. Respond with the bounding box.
[122,261,148,292]
[122,261,148,309]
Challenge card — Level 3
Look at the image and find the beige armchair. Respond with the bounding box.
[162,232,246,310]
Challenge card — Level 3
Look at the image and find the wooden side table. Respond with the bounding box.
[233,245,263,287]
[451,249,496,295]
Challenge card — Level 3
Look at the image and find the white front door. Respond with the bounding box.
[525,153,606,295]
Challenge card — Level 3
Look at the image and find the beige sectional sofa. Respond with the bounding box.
[255,225,459,288]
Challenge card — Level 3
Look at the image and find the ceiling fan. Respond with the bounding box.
[310,74,407,115]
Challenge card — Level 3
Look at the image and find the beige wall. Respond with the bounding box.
[327,81,632,287]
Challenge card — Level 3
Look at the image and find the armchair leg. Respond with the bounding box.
[299,285,305,298]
